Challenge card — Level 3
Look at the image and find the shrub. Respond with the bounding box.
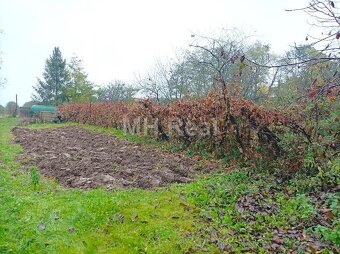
[58,89,338,176]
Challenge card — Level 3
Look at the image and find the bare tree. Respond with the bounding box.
[287,0,340,59]
[97,80,137,102]
[135,71,164,102]
[188,31,279,101]
[247,0,340,69]
[189,31,245,96]
[136,58,190,102]
[242,0,340,102]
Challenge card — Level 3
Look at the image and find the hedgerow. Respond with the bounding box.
[58,88,338,177]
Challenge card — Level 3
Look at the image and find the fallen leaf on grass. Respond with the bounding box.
[272,235,284,244]
[323,209,335,219]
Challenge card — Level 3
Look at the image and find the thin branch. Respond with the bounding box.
[189,44,219,61]
[245,57,337,68]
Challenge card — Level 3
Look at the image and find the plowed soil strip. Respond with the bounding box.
[12,126,204,189]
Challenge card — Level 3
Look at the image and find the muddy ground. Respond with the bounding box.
[12,126,210,189]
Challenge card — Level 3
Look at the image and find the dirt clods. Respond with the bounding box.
[12,126,204,189]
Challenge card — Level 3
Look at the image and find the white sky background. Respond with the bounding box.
[0,0,311,106]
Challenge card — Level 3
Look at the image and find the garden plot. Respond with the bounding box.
[12,126,204,189]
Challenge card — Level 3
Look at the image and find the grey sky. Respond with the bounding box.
[0,0,310,106]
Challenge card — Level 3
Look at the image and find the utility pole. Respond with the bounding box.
[15,94,18,117]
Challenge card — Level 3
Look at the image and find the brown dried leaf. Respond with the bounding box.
[272,235,284,245]
[324,209,335,219]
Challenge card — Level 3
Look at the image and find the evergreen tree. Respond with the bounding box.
[65,55,95,103]
[33,47,69,105]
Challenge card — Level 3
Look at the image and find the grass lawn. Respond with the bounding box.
[0,118,338,253]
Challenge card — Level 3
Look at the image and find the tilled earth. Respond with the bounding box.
[12,126,206,189]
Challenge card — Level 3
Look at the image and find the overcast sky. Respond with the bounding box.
[0,0,311,106]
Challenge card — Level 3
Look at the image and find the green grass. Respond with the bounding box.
[0,118,199,253]
[1,119,338,253]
